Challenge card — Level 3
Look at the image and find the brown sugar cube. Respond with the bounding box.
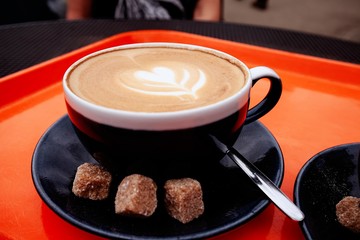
[336,196,360,233]
[115,174,157,217]
[164,178,204,224]
[72,163,112,200]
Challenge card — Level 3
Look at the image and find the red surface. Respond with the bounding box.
[1,30,359,240]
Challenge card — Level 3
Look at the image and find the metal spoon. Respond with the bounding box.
[210,135,305,221]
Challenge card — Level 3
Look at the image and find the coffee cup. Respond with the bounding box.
[63,43,282,172]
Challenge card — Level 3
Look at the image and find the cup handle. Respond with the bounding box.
[245,66,282,124]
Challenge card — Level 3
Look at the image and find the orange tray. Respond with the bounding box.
[1,30,359,240]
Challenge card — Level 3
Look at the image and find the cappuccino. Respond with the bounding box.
[66,46,246,112]
[63,43,282,170]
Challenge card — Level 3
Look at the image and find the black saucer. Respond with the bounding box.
[294,143,360,240]
[32,115,284,239]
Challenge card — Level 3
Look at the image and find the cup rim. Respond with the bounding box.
[63,42,252,130]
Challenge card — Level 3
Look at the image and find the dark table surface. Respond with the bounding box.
[1,19,359,78]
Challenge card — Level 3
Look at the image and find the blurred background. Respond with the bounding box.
[0,0,359,43]
[224,0,360,43]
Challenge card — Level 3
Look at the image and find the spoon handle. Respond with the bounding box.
[228,147,305,221]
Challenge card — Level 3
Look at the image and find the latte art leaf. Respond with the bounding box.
[120,66,206,99]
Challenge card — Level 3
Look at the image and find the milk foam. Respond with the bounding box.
[119,66,205,99]
[67,47,245,112]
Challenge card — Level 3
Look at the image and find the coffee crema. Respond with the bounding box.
[66,47,246,112]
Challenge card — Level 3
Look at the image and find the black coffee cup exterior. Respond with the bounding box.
[66,101,249,172]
